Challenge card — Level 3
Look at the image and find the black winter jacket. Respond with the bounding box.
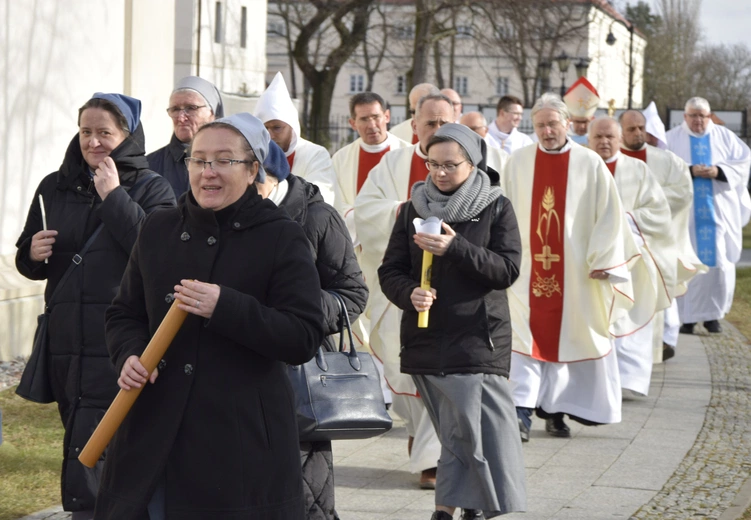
[281,174,368,336]
[15,125,176,511]
[147,133,190,198]
[378,186,521,378]
[96,187,325,520]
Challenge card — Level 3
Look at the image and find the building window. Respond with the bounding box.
[214,2,223,43]
[453,76,468,96]
[396,75,407,95]
[267,20,286,37]
[349,74,365,93]
[394,25,415,39]
[496,77,509,96]
[456,25,472,39]
[240,6,247,48]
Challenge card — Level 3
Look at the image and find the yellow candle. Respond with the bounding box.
[418,250,433,328]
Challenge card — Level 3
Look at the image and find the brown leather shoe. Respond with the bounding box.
[408,435,414,457]
[420,467,437,489]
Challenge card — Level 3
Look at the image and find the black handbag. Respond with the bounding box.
[288,292,393,442]
[16,223,105,403]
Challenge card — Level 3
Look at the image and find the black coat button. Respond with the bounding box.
[184,364,194,375]
[207,236,217,246]
[158,359,167,371]
[233,222,241,229]
[165,293,175,303]
[180,232,191,241]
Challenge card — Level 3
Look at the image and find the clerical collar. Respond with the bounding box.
[681,120,715,138]
[604,151,621,164]
[360,135,392,153]
[284,133,299,157]
[415,144,428,159]
[537,139,573,155]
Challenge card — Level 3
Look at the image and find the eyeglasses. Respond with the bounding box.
[534,121,564,130]
[167,105,207,117]
[504,110,524,117]
[184,157,254,173]
[686,113,710,120]
[425,160,467,173]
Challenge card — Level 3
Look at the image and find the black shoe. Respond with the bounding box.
[461,509,485,520]
[679,323,695,334]
[704,320,722,333]
[663,343,676,361]
[431,512,453,520]
[518,417,530,443]
[545,414,571,438]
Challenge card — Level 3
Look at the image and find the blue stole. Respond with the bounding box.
[690,134,716,267]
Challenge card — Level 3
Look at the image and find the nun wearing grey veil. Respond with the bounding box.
[147,76,224,197]
[378,123,526,519]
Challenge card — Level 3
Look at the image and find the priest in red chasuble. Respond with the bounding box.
[332,92,410,246]
[502,93,641,440]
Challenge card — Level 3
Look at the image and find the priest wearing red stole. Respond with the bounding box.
[502,94,641,439]
[620,109,706,362]
[332,92,410,245]
[589,117,674,396]
[354,93,457,488]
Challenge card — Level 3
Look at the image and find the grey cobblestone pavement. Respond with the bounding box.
[632,322,751,520]
[11,321,751,519]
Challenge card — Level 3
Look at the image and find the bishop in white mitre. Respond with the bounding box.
[666,97,751,334]
[620,109,707,361]
[503,94,641,438]
[590,117,674,395]
[254,72,337,206]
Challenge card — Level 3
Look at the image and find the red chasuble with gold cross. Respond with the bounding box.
[529,149,569,362]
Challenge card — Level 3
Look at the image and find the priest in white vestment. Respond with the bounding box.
[666,97,751,334]
[332,92,410,245]
[503,94,641,439]
[620,109,707,361]
[485,95,533,154]
[354,93,459,488]
[590,117,674,395]
[254,72,336,206]
[390,83,439,145]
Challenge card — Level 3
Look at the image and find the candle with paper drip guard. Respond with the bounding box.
[413,216,443,328]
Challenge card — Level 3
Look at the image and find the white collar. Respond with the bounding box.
[604,151,621,164]
[360,134,393,153]
[681,120,714,139]
[537,139,573,155]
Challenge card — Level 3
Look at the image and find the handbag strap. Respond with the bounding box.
[45,222,105,311]
[328,291,362,371]
[44,172,156,310]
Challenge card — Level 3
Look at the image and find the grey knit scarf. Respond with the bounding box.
[410,168,502,223]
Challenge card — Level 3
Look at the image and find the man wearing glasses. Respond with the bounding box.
[666,97,751,335]
[148,76,223,198]
[485,95,533,154]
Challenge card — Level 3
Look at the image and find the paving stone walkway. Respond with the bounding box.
[14,321,751,519]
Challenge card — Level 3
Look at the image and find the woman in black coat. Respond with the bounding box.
[15,93,176,518]
[96,113,324,519]
[257,141,369,520]
[378,124,526,520]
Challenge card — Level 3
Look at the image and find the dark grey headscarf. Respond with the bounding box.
[174,76,224,118]
[411,123,502,222]
[213,113,270,182]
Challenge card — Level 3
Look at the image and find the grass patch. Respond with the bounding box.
[0,388,63,520]
[744,223,751,250]
[727,267,751,343]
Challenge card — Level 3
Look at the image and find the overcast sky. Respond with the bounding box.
[623,0,750,47]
